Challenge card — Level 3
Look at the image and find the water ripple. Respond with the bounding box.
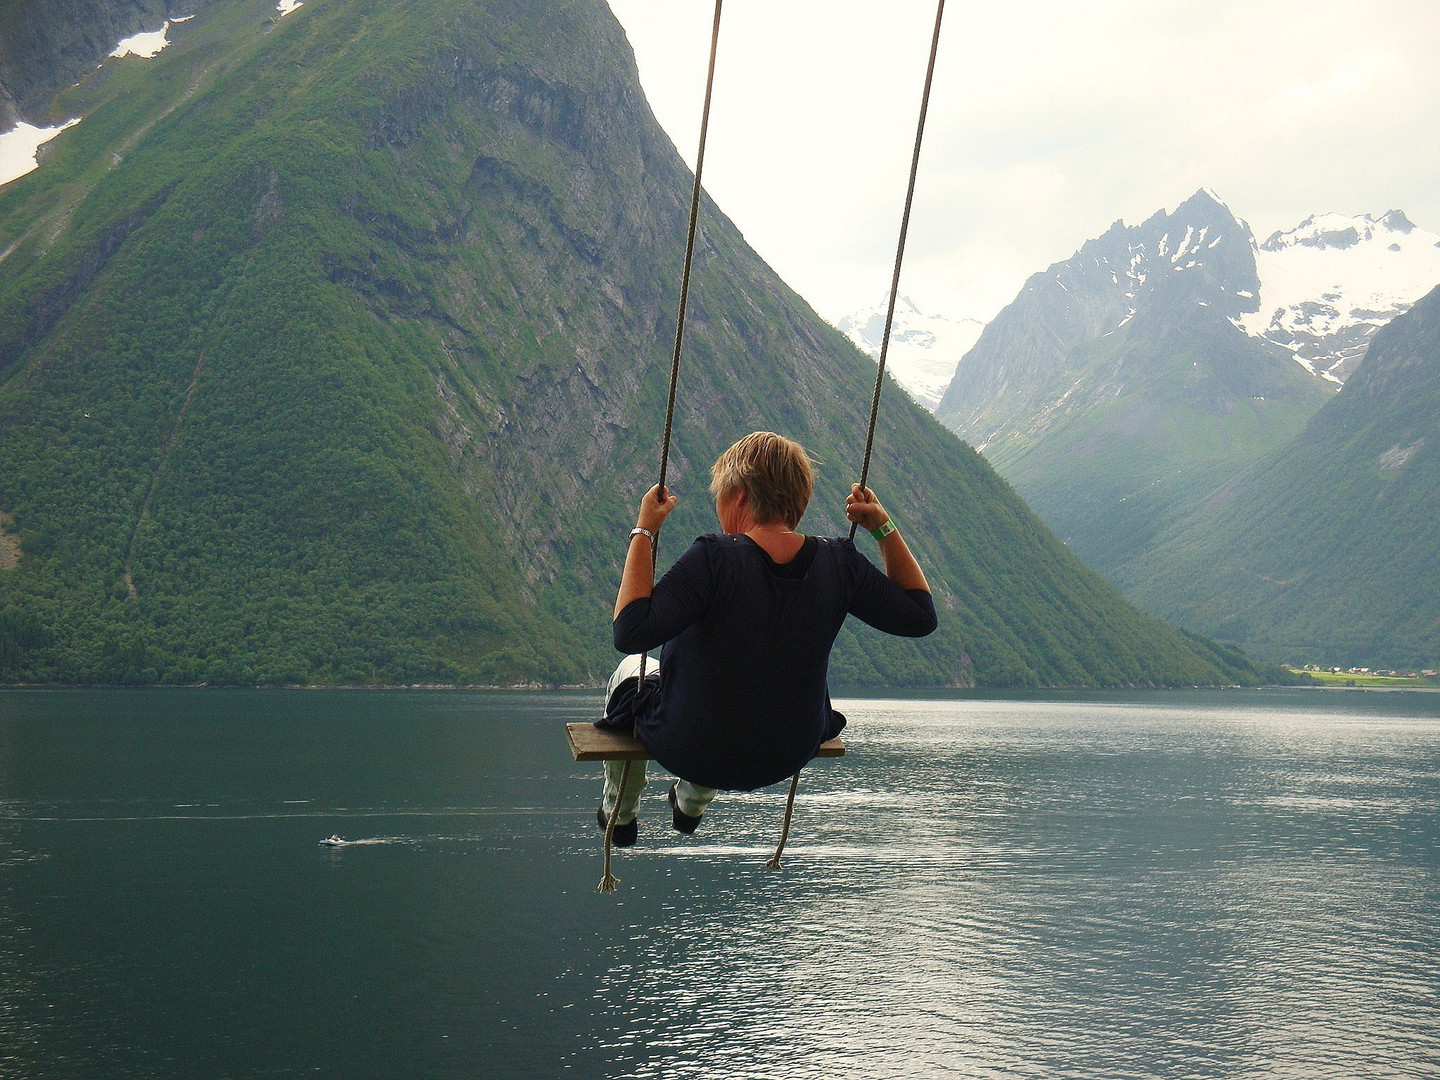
[3,688,1438,1079]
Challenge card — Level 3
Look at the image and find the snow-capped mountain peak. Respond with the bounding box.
[1236,210,1440,383]
[835,296,984,410]
[1258,209,1416,252]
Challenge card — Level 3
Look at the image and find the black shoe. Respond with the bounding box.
[596,806,637,847]
[668,784,703,834]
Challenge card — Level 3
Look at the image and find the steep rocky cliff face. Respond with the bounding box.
[937,192,1269,449]
[0,0,220,127]
[936,190,1331,576]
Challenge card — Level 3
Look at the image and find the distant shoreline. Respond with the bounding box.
[1286,668,1440,691]
[5,681,1440,695]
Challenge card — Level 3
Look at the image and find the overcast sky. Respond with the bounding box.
[606,0,1440,325]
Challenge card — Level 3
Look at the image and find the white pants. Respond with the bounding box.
[601,653,719,825]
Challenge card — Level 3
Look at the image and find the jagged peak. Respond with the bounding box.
[1139,205,1169,231]
[1098,217,1129,242]
[1178,187,1230,215]
[1380,209,1416,233]
[1074,193,1240,263]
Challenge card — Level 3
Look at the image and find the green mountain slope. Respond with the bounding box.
[985,304,1329,576]
[1117,285,1440,668]
[937,191,1333,577]
[0,0,1263,687]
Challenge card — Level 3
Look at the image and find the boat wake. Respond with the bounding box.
[319,835,408,848]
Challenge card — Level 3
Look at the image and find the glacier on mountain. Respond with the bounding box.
[1234,210,1440,384]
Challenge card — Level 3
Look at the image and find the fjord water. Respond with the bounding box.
[1,689,1436,1079]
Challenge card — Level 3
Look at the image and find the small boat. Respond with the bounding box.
[319,834,345,847]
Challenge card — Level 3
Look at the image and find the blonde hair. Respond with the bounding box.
[709,432,815,528]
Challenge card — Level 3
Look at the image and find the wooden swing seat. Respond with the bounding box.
[566,722,845,762]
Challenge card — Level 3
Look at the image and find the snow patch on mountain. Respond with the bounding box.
[836,297,984,410]
[1,16,201,189]
[1235,211,1440,383]
[0,119,81,186]
[111,19,182,59]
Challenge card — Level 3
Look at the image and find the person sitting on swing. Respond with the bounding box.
[597,430,937,845]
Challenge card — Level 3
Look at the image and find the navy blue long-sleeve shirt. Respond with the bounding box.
[610,533,937,791]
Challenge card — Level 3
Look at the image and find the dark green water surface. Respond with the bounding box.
[1,688,1437,1078]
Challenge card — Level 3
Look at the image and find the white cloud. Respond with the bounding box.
[608,0,1440,324]
[1272,59,1386,116]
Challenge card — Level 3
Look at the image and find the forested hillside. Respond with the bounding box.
[1116,285,1440,669]
[0,0,1264,687]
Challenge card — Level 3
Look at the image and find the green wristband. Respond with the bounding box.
[870,519,896,541]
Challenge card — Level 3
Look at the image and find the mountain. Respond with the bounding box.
[835,295,983,410]
[934,189,1334,575]
[0,0,221,129]
[1117,284,1440,669]
[1237,210,1440,384]
[929,190,1440,667]
[0,0,1263,688]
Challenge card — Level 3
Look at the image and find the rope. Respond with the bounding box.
[597,758,633,893]
[765,772,802,870]
[655,0,724,505]
[850,0,947,540]
[644,0,723,654]
[809,0,945,870]
[600,0,723,894]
